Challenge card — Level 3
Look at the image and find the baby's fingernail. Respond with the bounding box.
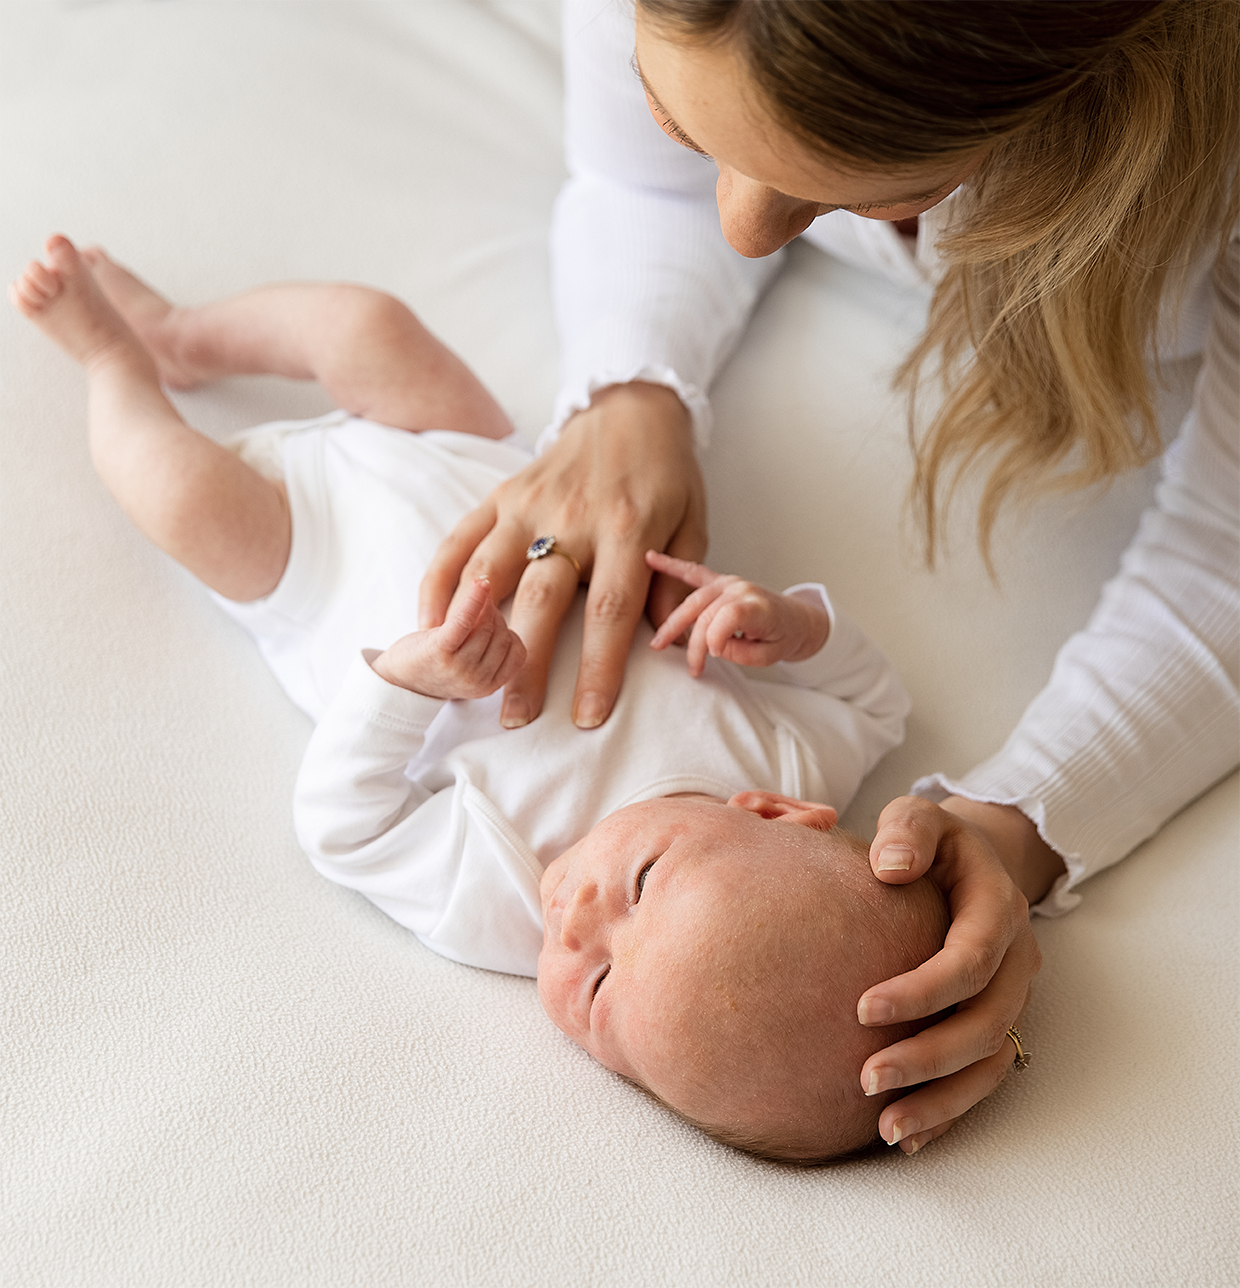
[501,698,529,729]
[902,1136,925,1156]
[865,1067,901,1097]
[857,997,895,1026]
[877,846,914,872]
[574,694,607,729]
[887,1117,920,1146]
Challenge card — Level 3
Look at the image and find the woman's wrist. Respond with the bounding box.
[576,380,692,432]
[938,796,1067,906]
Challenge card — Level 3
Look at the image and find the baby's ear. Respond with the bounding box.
[727,791,838,832]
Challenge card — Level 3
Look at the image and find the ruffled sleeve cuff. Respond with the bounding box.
[538,364,712,457]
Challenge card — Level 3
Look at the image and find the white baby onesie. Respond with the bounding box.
[217,414,911,976]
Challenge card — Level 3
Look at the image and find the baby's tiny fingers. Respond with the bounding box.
[650,581,724,649]
[436,578,492,653]
[685,596,729,675]
[645,550,719,590]
[483,624,526,692]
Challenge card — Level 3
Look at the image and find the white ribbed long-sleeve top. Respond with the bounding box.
[550,0,1239,914]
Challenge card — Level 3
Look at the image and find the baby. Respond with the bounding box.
[13,236,947,1163]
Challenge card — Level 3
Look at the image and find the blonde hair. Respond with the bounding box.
[638,1,1240,566]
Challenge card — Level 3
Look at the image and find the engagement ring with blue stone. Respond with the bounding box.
[525,534,583,580]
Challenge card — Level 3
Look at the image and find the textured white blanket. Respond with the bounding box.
[2,3,1235,1285]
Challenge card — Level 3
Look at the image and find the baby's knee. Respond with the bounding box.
[326,284,421,349]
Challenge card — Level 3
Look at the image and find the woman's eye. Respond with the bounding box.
[636,860,657,898]
[592,967,610,997]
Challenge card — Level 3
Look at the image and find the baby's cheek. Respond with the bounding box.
[535,954,573,1035]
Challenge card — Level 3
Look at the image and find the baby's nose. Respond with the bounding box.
[559,878,599,951]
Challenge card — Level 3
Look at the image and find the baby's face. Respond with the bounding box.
[537,792,846,1106]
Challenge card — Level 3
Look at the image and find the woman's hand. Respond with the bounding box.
[418,382,706,730]
[371,578,525,701]
[646,551,830,674]
[856,796,1066,1154]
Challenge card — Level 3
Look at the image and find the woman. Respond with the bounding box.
[420,0,1239,1154]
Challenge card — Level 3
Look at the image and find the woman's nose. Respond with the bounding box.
[558,878,600,952]
[715,167,821,259]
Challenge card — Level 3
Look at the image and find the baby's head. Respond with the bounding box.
[537,792,948,1163]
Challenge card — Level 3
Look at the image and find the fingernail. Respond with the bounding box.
[865,1067,901,1097]
[877,846,914,872]
[887,1117,920,1146]
[574,694,607,729]
[857,997,895,1026]
[501,698,529,729]
[903,1136,924,1156]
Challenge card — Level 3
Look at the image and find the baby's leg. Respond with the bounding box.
[84,250,513,440]
[11,236,290,602]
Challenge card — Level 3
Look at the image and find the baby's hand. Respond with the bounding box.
[371,578,526,701]
[646,552,829,677]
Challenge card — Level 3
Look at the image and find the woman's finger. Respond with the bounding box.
[868,794,950,884]
[893,1117,961,1156]
[569,542,655,728]
[419,503,497,630]
[860,933,1037,1094]
[859,856,1033,1027]
[500,556,582,729]
[877,1031,1024,1151]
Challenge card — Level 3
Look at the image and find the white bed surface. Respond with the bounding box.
[2,3,1236,1285]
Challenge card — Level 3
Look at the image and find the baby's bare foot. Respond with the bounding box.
[10,235,148,372]
[80,246,204,389]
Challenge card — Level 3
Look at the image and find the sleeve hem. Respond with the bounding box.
[538,366,712,456]
[773,583,837,679]
[345,649,447,732]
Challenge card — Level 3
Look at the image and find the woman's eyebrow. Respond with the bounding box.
[630,55,712,157]
[630,53,954,211]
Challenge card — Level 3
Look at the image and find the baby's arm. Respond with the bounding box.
[646,551,829,676]
[293,644,544,976]
[370,578,525,700]
[650,550,911,776]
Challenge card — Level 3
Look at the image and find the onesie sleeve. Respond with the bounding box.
[293,653,545,976]
[771,583,912,772]
[544,0,782,451]
[913,233,1240,915]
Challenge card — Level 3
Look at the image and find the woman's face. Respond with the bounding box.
[633,15,987,258]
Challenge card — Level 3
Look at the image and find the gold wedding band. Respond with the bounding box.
[526,535,583,581]
[1006,1026,1030,1071]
